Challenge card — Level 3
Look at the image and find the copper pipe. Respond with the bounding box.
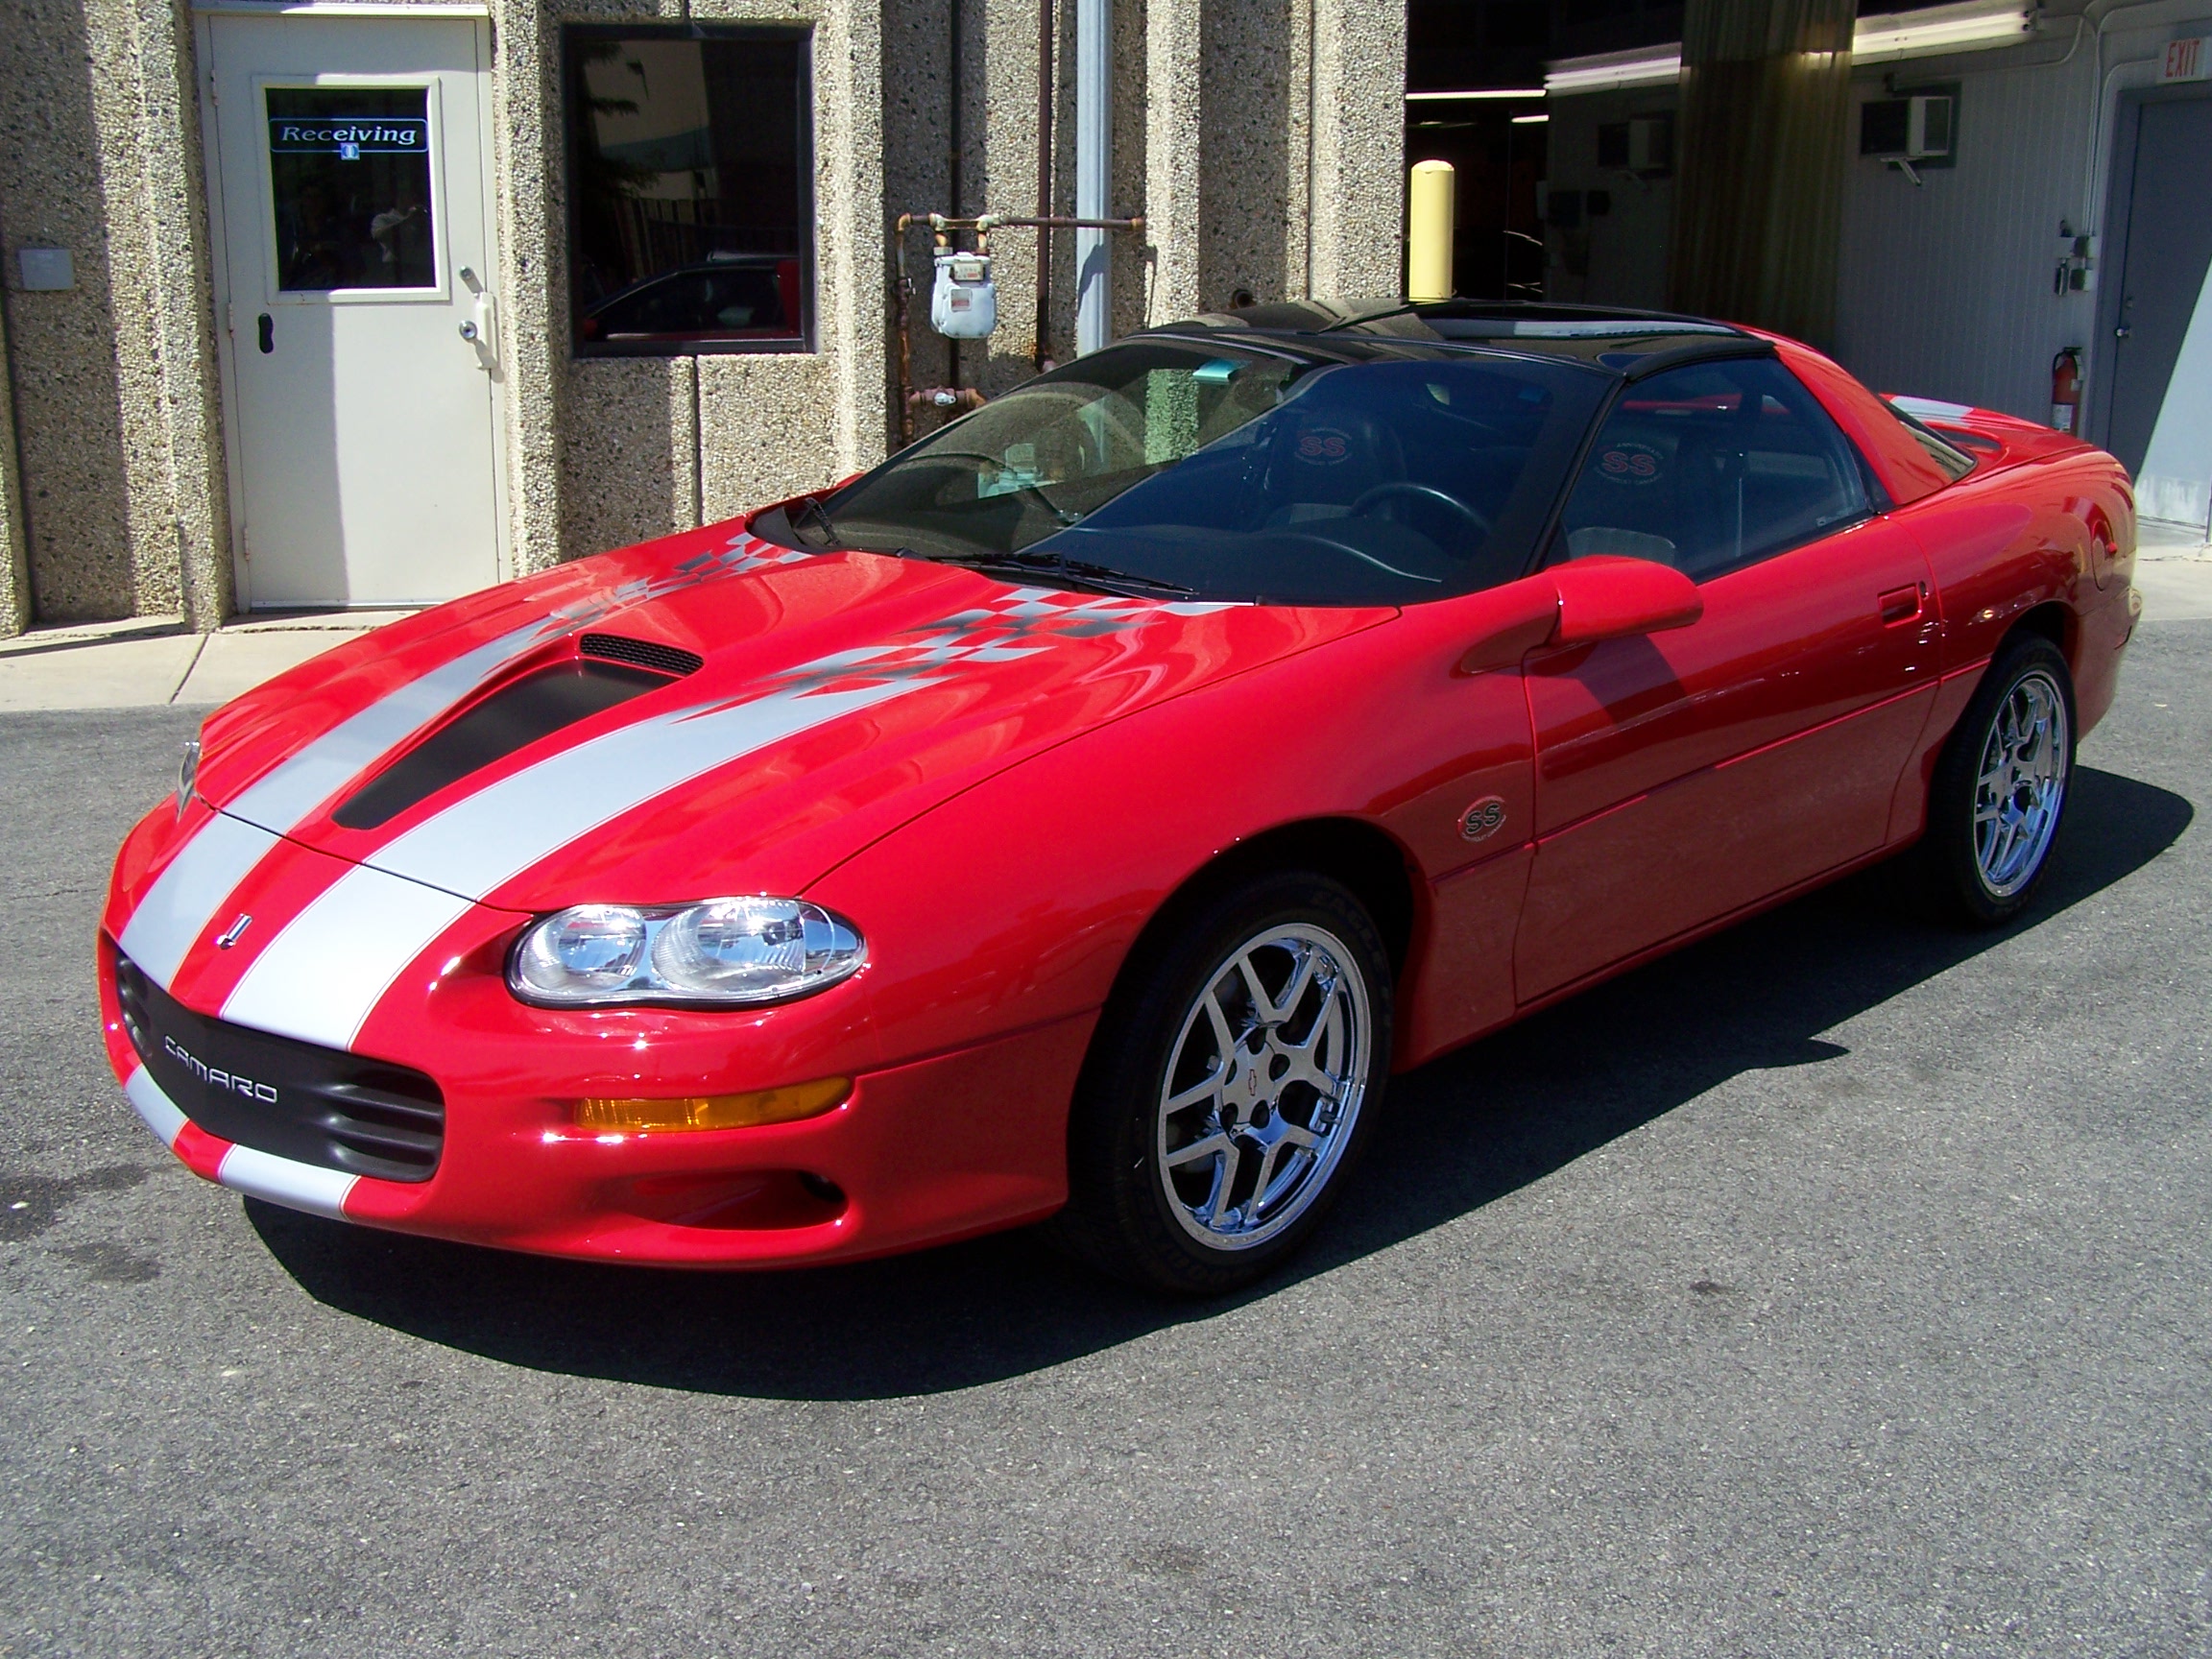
[888,209,1144,445]
[909,385,988,415]
[926,213,1144,231]
[893,212,916,445]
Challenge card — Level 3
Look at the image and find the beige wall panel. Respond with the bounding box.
[882,0,956,439]
[104,0,228,626]
[561,356,699,559]
[698,353,845,517]
[0,0,138,622]
[1309,0,1406,303]
[1142,0,1201,325]
[968,0,1046,393]
[0,297,27,636]
[808,0,889,473]
[1108,0,1149,340]
[1198,0,1295,311]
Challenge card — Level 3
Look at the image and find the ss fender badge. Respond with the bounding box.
[1458,796,1507,843]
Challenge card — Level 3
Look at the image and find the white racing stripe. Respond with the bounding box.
[367,677,920,899]
[116,813,281,991]
[123,1064,188,1147]
[221,864,473,1051]
[116,620,555,993]
[214,1143,358,1220]
[188,581,1200,1053]
[222,676,924,1051]
[225,623,555,832]
[125,1059,360,1220]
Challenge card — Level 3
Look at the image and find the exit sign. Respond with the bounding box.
[2163,36,2210,81]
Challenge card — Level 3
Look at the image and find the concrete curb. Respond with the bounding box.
[0,610,416,712]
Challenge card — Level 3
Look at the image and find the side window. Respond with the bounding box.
[1555,358,1872,581]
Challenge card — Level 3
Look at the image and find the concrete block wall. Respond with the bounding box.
[0,0,1405,634]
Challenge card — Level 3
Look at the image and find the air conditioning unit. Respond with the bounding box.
[1597,116,1672,176]
[1862,94,1955,160]
[1626,113,1673,177]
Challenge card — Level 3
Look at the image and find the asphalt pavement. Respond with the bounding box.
[3,620,2207,1659]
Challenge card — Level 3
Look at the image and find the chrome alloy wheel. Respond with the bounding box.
[1155,923,1372,1251]
[1973,667,2070,900]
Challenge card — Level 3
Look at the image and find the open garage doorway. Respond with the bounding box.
[1404,0,2212,457]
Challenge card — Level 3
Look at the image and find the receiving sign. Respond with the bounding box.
[268,116,428,159]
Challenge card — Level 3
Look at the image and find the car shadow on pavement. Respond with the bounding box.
[251,764,2193,1399]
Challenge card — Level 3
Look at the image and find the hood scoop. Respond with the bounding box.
[329,657,679,833]
[580,632,705,678]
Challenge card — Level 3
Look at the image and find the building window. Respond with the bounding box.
[565,24,814,356]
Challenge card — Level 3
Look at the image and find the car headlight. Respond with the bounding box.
[509,898,865,1008]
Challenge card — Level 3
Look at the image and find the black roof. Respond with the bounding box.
[1136,300,1772,380]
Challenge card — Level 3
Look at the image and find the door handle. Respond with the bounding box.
[1878,583,1926,626]
[256,313,274,354]
[459,289,498,372]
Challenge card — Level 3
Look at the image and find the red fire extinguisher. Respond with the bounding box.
[2051,347,2082,434]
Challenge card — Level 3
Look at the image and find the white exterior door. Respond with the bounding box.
[203,12,506,608]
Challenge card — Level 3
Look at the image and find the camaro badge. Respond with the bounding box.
[1459,796,1507,843]
[214,914,252,950]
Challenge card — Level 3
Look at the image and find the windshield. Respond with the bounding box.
[769,339,1607,605]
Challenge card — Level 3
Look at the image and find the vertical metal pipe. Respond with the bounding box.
[1073,0,1110,354]
[1034,0,1055,369]
[948,0,964,387]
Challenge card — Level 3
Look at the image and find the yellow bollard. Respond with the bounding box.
[1407,159,1456,302]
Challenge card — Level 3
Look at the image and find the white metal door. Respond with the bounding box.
[203,12,505,608]
[2106,96,2212,532]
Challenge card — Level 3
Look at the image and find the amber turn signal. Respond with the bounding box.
[573,1076,851,1133]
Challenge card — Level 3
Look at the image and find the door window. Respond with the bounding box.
[265,86,436,291]
[1555,358,1872,580]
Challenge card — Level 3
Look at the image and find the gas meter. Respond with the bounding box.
[930,249,998,340]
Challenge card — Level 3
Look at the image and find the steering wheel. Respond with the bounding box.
[1348,481,1492,541]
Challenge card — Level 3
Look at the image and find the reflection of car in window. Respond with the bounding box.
[579,254,802,346]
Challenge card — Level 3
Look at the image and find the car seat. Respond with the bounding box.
[1258,403,1408,529]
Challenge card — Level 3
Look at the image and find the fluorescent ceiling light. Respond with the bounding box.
[1405,87,1549,101]
[1546,0,2030,93]
[1545,47,1683,95]
[1853,0,2032,62]
[1510,112,1551,124]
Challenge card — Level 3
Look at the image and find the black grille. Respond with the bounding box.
[114,951,445,1183]
[580,633,704,677]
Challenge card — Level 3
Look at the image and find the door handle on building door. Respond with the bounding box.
[256,313,274,354]
[466,290,499,374]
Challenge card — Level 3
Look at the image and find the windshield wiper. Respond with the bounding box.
[926,546,1198,599]
[790,495,840,549]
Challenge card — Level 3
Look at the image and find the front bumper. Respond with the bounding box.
[99,932,1089,1268]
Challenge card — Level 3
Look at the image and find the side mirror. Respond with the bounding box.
[1549,555,1702,646]
[1454,556,1703,675]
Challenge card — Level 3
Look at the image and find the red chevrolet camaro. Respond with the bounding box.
[100,302,2139,1293]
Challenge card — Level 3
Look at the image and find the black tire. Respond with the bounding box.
[1049,871,1393,1296]
[1922,633,2077,926]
